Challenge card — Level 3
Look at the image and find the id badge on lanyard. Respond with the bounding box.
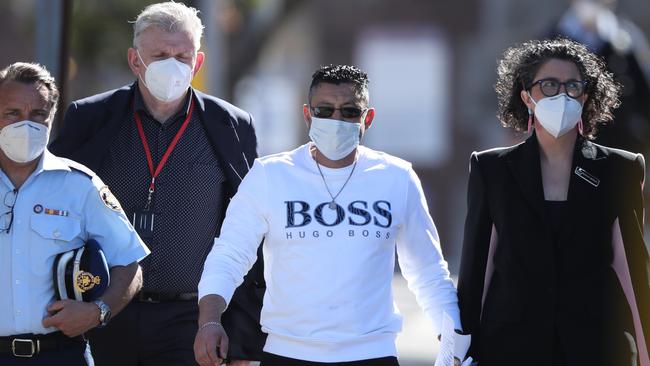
[132,183,155,239]
[131,99,195,238]
[133,209,155,238]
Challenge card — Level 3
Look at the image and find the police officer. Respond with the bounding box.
[0,62,150,365]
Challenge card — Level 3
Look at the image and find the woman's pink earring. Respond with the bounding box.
[527,109,533,134]
[577,119,584,135]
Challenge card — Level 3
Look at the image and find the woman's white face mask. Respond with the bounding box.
[529,92,583,138]
[0,120,50,163]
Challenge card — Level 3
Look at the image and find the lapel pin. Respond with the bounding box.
[574,166,600,187]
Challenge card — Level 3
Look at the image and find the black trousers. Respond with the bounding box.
[87,300,198,366]
[261,352,400,366]
[0,342,92,365]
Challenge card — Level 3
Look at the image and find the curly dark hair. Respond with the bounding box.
[309,64,370,106]
[495,38,621,138]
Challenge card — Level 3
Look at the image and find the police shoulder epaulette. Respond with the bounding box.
[60,157,123,212]
[60,158,95,180]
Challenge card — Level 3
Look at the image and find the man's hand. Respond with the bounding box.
[42,300,100,337]
[194,322,229,366]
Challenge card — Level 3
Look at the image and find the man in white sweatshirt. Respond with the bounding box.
[194,65,461,366]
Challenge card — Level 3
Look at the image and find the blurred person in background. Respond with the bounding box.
[550,0,650,158]
[193,64,462,366]
[458,38,649,366]
[50,2,265,365]
[0,62,149,365]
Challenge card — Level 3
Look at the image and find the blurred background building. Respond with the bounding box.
[2,0,649,363]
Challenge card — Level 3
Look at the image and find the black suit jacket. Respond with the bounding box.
[458,134,650,365]
[49,83,267,360]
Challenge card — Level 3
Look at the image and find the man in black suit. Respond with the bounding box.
[49,2,265,365]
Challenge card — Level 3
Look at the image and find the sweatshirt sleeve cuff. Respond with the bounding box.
[427,306,463,335]
[198,276,237,306]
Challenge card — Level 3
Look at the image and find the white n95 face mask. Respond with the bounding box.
[0,120,50,163]
[530,92,583,138]
[137,50,193,103]
[309,117,362,161]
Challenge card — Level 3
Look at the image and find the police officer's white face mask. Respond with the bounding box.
[137,50,193,103]
[309,116,362,161]
[529,92,583,138]
[0,120,50,163]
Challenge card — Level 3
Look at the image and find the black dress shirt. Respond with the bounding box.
[98,87,226,292]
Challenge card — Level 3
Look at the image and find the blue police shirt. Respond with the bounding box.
[0,149,150,336]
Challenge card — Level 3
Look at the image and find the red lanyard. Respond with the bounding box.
[134,99,195,209]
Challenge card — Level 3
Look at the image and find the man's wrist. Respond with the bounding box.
[197,294,227,328]
[93,299,112,328]
[198,321,222,331]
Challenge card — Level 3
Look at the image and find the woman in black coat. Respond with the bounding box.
[458,38,649,366]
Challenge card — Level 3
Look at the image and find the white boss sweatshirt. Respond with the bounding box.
[198,143,460,362]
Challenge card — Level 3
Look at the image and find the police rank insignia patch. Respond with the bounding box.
[74,271,102,293]
[99,186,122,212]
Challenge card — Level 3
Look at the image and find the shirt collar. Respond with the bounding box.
[134,82,193,125]
[36,149,71,174]
[0,149,70,190]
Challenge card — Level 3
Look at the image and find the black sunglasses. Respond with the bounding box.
[0,189,17,234]
[529,78,587,98]
[310,106,367,119]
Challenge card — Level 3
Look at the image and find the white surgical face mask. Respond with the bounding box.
[0,120,50,163]
[309,117,362,161]
[137,50,193,103]
[529,92,583,138]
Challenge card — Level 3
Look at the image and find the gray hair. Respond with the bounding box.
[0,62,59,120]
[132,1,204,50]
